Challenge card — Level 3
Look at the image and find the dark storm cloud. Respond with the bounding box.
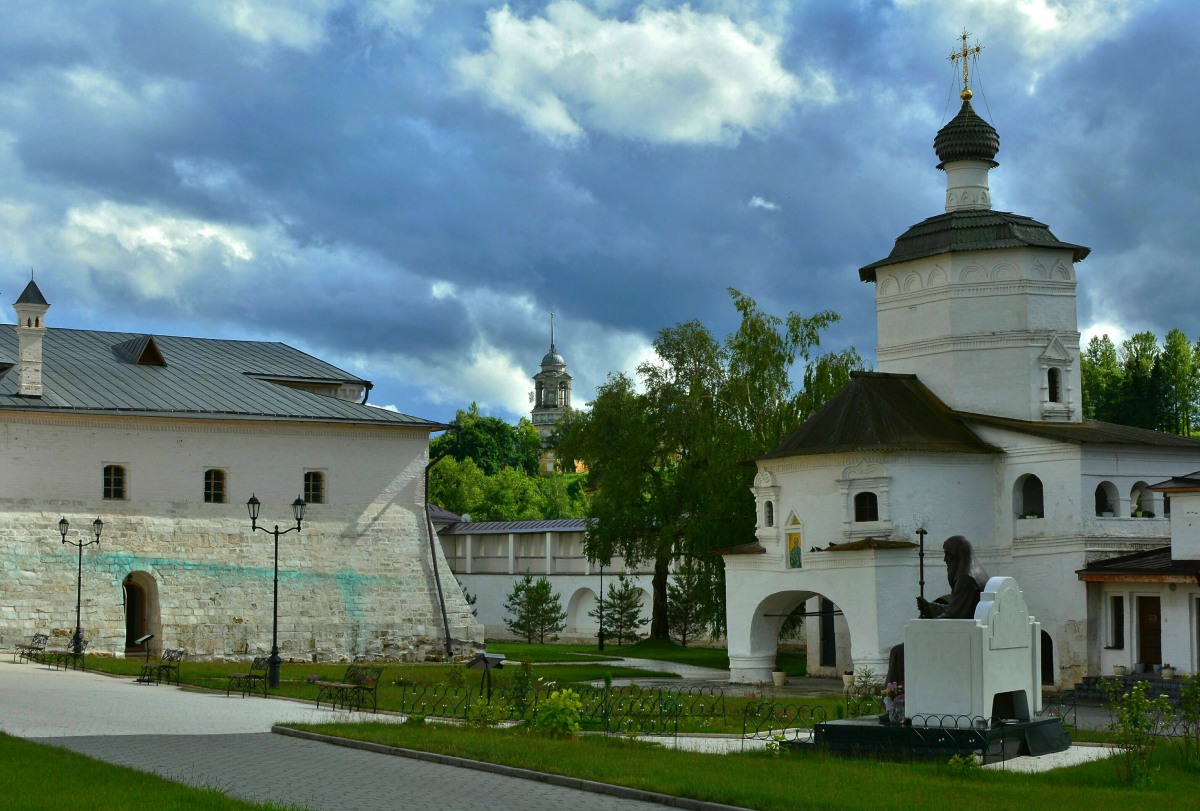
[0,1,1195,424]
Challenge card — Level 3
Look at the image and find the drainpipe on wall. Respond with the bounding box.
[424,424,460,660]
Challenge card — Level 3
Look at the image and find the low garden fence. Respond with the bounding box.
[391,681,725,737]
[741,700,828,750]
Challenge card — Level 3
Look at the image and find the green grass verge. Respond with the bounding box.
[79,658,678,709]
[289,721,1191,811]
[0,733,297,810]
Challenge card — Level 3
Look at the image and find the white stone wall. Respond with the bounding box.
[874,246,1082,423]
[0,412,483,661]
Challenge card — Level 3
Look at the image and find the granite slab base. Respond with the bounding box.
[808,717,1070,763]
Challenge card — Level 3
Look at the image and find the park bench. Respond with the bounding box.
[14,632,48,663]
[136,648,185,685]
[226,656,270,698]
[43,634,88,671]
[315,665,384,713]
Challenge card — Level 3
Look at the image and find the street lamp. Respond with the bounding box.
[59,517,103,655]
[246,494,306,688]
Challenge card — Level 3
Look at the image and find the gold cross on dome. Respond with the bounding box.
[949,29,984,99]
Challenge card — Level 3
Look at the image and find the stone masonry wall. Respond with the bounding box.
[0,413,483,661]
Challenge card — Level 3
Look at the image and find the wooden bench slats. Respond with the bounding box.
[315,665,384,713]
[226,656,270,698]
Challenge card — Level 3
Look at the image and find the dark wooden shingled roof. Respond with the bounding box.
[960,413,1200,450]
[1149,471,1200,491]
[0,325,443,428]
[1077,547,1200,583]
[759,372,1002,460]
[858,210,1090,282]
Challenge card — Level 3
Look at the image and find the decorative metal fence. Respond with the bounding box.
[1036,695,1077,730]
[391,681,725,737]
[907,714,1008,761]
[741,700,828,750]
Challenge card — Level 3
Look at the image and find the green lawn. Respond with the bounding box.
[79,657,679,708]
[0,733,298,810]
[289,720,1192,811]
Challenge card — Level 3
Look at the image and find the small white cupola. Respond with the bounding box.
[934,33,999,213]
[14,279,49,398]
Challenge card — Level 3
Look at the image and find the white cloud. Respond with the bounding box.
[211,0,428,51]
[901,0,1142,65]
[456,1,831,145]
[748,195,779,211]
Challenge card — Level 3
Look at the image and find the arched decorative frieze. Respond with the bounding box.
[877,276,900,297]
[989,262,1019,282]
[959,264,987,282]
[754,469,777,489]
[902,272,922,292]
[841,460,885,480]
[927,266,948,287]
[1031,259,1048,280]
[1051,259,1072,281]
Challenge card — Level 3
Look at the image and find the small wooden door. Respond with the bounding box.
[819,598,836,668]
[1137,596,1161,666]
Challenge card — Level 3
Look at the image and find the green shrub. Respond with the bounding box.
[1102,678,1174,786]
[535,688,583,739]
[1175,672,1200,768]
[467,695,508,728]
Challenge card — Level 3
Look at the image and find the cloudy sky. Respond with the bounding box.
[1,0,1196,424]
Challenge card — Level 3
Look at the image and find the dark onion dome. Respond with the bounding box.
[934,98,999,169]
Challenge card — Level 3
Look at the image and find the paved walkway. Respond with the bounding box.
[0,661,687,811]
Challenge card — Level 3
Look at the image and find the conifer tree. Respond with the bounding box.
[502,573,566,644]
[588,574,647,645]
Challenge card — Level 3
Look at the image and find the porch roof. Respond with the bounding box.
[1075,546,1200,584]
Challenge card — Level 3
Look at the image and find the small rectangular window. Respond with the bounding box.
[1110,595,1125,649]
[204,469,226,504]
[304,471,325,504]
[103,464,126,500]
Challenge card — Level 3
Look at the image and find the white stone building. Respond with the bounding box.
[723,86,1200,688]
[530,315,573,474]
[1,281,482,661]
[434,511,653,642]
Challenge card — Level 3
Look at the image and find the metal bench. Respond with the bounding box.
[44,635,88,671]
[137,648,185,685]
[226,656,270,697]
[14,632,48,663]
[315,665,384,713]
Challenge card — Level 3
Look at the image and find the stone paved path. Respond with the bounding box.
[0,662,678,811]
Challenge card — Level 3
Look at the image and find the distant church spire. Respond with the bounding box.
[531,312,573,472]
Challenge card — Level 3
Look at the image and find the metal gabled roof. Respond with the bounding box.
[0,325,443,429]
[759,372,1002,461]
[858,210,1090,282]
[441,518,590,535]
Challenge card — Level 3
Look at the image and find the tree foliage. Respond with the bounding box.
[665,562,709,647]
[431,402,542,476]
[558,289,864,638]
[1081,329,1200,435]
[502,573,567,644]
[588,573,647,645]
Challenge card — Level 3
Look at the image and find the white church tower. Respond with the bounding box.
[859,35,1090,423]
[531,313,572,472]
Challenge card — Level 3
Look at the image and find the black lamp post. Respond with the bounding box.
[247,494,305,688]
[59,517,103,655]
[597,562,606,651]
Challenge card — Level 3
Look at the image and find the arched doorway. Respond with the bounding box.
[123,572,161,656]
[1040,630,1054,685]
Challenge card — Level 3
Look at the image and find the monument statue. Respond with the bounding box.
[885,535,989,686]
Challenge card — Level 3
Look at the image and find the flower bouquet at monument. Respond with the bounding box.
[882,682,905,724]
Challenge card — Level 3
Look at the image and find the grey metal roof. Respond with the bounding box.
[441,518,590,535]
[0,325,444,428]
[858,210,1090,282]
[760,372,1002,460]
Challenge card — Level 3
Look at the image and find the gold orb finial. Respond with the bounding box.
[961,88,973,101]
